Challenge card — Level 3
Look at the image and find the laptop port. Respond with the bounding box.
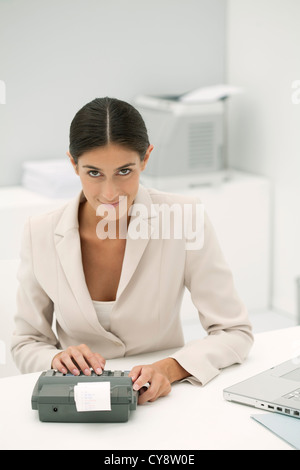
[268,405,274,409]
[285,409,290,414]
[293,411,299,416]
[277,407,283,412]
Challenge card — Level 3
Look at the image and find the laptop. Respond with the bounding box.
[223,357,300,418]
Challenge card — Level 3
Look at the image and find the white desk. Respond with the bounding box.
[1,327,300,450]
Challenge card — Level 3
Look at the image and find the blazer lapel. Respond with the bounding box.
[116,185,158,299]
[54,192,102,331]
[116,226,152,300]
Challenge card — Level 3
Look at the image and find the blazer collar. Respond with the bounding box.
[54,184,156,237]
[54,190,86,237]
[116,185,158,298]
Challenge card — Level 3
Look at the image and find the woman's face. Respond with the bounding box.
[68,143,153,220]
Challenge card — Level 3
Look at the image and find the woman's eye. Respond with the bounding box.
[118,169,131,176]
[88,170,101,177]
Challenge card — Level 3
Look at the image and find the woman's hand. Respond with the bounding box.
[51,344,106,376]
[129,358,189,405]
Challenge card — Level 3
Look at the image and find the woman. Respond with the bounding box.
[11,97,253,404]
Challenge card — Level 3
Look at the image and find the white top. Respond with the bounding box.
[92,300,115,331]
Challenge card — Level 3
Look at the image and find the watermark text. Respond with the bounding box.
[96,197,204,250]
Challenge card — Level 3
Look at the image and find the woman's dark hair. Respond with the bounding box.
[69,97,150,163]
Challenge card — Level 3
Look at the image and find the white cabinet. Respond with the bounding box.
[142,171,271,313]
[0,186,70,260]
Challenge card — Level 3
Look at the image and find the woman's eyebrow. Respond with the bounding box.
[82,163,137,171]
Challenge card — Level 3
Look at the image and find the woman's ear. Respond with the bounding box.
[67,151,79,175]
[141,144,154,171]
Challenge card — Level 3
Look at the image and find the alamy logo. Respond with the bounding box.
[0,80,6,104]
[96,197,205,250]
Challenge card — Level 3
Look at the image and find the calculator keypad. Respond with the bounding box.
[63,370,129,377]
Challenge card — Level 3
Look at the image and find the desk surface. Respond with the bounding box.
[1,326,300,450]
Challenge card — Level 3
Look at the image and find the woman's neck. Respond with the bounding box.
[78,200,130,241]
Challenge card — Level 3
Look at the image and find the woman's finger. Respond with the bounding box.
[54,351,81,375]
[51,355,68,374]
[77,344,106,375]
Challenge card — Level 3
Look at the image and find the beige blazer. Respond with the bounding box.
[11,185,253,385]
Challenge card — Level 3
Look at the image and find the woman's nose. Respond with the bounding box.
[101,181,119,202]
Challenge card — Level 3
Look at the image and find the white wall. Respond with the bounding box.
[227,0,300,318]
[0,0,226,187]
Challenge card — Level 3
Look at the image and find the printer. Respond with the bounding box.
[133,89,231,190]
[32,370,138,423]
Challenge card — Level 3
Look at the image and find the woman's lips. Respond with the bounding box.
[102,201,119,207]
[100,196,126,207]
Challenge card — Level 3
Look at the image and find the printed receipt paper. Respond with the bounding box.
[74,382,111,412]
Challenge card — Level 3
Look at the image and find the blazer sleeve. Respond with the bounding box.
[11,220,63,373]
[170,207,254,386]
